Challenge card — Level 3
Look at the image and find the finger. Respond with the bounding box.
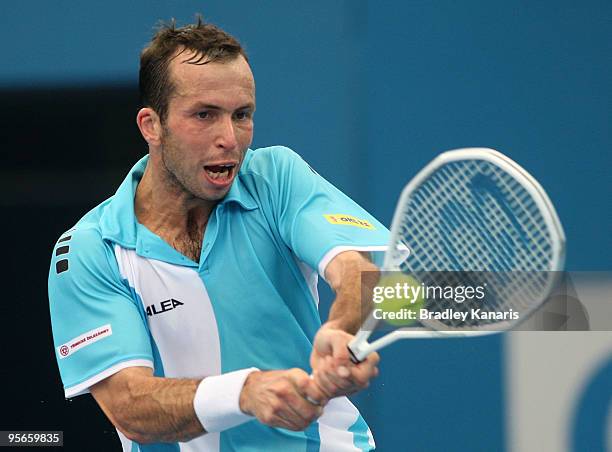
[286,368,314,395]
[284,392,323,425]
[313,328,352,362]
[269,397,314,431]
[313,330,334,356]
[305,374,329,406]
[273,410,306,431]
[322,368,354,391]
[311,367,341,399]
[276,384,322,427]
[327,333,352,362]
[364,351,380,366]
[321,359,377,395]
[322,356,357,390]
[343,364,378,392]
[287,370,327,412]
[319,356,349,389]
[256,370,313,430]
[350,353,380,382]
[259,397,303,431]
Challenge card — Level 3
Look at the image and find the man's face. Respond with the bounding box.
[159,52,255,201]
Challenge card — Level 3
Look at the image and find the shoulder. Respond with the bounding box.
[239,146,320,198]
[241,146,310,176]
[50,220,114,281]
[51,192,120,264]
[48,220,131,311]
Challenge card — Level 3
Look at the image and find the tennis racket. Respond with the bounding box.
[348,148,566,363]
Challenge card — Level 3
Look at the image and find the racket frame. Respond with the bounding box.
[348,148,566,362]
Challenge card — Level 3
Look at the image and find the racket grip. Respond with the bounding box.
[347,345,362,364]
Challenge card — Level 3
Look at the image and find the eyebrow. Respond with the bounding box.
[190,102,255,111]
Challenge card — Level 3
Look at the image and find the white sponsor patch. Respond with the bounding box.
[57,324,112,359]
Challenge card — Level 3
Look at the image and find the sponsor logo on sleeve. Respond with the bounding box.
[57,324,112,359]
[324,214,375,230]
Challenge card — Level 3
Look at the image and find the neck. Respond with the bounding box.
[135,156,215,262]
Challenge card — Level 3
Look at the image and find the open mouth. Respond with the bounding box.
[204,163,236,184]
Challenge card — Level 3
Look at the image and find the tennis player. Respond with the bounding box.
[49,16,386,451]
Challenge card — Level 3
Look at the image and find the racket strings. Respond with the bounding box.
[488,163,553,265]
[412,160,552,271]
[398,159,556,329]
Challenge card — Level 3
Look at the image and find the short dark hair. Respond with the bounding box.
[139,15,248,123]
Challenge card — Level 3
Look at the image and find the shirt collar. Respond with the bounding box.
[99,153,258,247]
[99,155,146,248]
[220,173,258,211]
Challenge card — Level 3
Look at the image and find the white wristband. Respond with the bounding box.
[193,367,259,433]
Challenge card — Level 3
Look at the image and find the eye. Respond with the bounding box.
[234,110,252,121]
[197,111,213,119]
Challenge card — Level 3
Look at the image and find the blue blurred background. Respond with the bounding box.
[1,1,609,451]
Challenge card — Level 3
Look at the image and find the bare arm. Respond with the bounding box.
[324,250,380,334]
[310,250,381,399]
[90,367,203,444]
[89,254,376,443]
[90,366,327,444]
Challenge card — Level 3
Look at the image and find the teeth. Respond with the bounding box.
[206,168,230,180]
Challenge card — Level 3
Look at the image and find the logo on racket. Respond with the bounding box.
[59,345,69,357]
[438,172,528,271]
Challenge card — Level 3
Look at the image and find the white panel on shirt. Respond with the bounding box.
[318,398,374,451]
[294,250,377,451]
[294,255,320,306]
[114,245,222,452]
[114,245,373,451]
[117,432,133,452]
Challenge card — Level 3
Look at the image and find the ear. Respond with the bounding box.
[136,107,163,147]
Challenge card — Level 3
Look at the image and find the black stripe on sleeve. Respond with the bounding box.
[55,245,70,256]
[56,259,69,274]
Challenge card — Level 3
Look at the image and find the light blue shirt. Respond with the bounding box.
[49,146,389,451]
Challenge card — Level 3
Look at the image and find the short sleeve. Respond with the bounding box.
[250,147,390,276]
[48,227,153,398]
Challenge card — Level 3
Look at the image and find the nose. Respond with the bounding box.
[215,115,238,151]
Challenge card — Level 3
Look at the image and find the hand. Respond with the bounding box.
[238,369,327,431]
[310,325,380,399]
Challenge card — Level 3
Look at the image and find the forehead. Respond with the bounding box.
[168,51,255,105]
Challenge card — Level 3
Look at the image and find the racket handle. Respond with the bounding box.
[347,345,362,364]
